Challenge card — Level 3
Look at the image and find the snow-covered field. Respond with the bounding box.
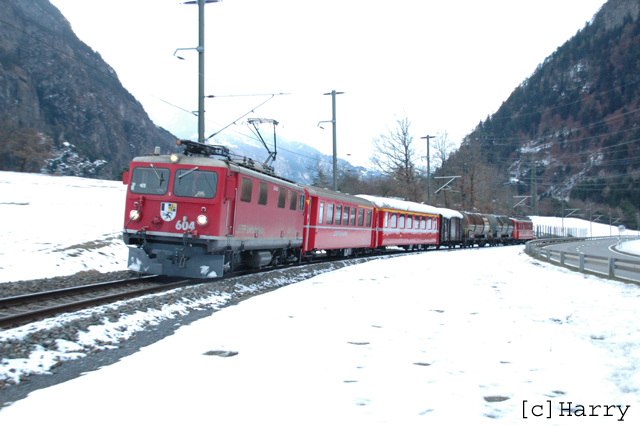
[0,171,128,283]
[1,172,640,424]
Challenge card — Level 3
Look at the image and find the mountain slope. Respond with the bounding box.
[0,0,176,178]
[444,0,640,226]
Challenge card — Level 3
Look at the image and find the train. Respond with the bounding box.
[122,140,534,278]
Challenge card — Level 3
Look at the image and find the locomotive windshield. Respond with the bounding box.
[174,169,218,198]
[130,166,170,195]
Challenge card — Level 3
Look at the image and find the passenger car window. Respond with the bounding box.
[421,217,426,229]
[336,205,342,224]
[174,169,218,199]
[366,210,372,227]
[278,187,286,208]
[350,207,356,226]
[240,177,252,202]
[299,194,305,211]
[319,202,324,224]
[390,213,397,228]
[357,208,364,226]
[407,215,412,229]
[258,182,268,205]
[399,214,405,228]
[290,191,297,210]
[327,204,334,224]
[130,166,170,195]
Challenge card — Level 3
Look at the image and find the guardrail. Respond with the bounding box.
[525,236,640,282]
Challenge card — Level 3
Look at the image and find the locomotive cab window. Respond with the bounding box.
[299,194,305,211]
[258,182,269,205]
[130,166,170,195]
[174,169,218,199]
[240,177,253,202]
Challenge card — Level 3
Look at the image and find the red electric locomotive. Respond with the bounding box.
[122,141,304,278]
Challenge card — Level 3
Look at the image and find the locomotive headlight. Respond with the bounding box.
[170,153,180,163]
[129,209,141,221]
[197,214,208,226]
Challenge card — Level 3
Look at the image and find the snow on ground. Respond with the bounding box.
[0,171,128,282]
[1,247,639,425]
[619,240,640,256]
[1,171,640,424]
[531,215,638,238]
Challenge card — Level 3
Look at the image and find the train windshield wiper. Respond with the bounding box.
[177,167,199,180]
[149,164,164,184]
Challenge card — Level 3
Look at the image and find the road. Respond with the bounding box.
[539,237,640,283]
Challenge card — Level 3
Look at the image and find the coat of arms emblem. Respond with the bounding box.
[161,202,177,221]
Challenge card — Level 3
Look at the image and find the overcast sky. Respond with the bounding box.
[50,0,607,167]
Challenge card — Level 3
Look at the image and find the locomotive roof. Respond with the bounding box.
[356,194,463,219]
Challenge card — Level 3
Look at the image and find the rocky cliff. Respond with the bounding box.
[0,0,177,179]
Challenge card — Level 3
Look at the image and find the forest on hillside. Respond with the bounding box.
[433,8,640,228]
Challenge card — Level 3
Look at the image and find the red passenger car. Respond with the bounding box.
[302,187,376,256]
[357,195,443,250]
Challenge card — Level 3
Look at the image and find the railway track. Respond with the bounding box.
[0,275,201,329]
[0,244,510,330]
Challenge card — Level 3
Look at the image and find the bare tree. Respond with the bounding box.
[431,131,455,171]
[0,122,53,172]
[445,141,497,212]
[370,114,422,201]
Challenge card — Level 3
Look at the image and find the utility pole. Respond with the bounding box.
[530,155,538,215]
[421,135,435,204]
[322,90,344,191]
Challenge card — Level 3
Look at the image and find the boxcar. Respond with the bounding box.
[511,217,535,242]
